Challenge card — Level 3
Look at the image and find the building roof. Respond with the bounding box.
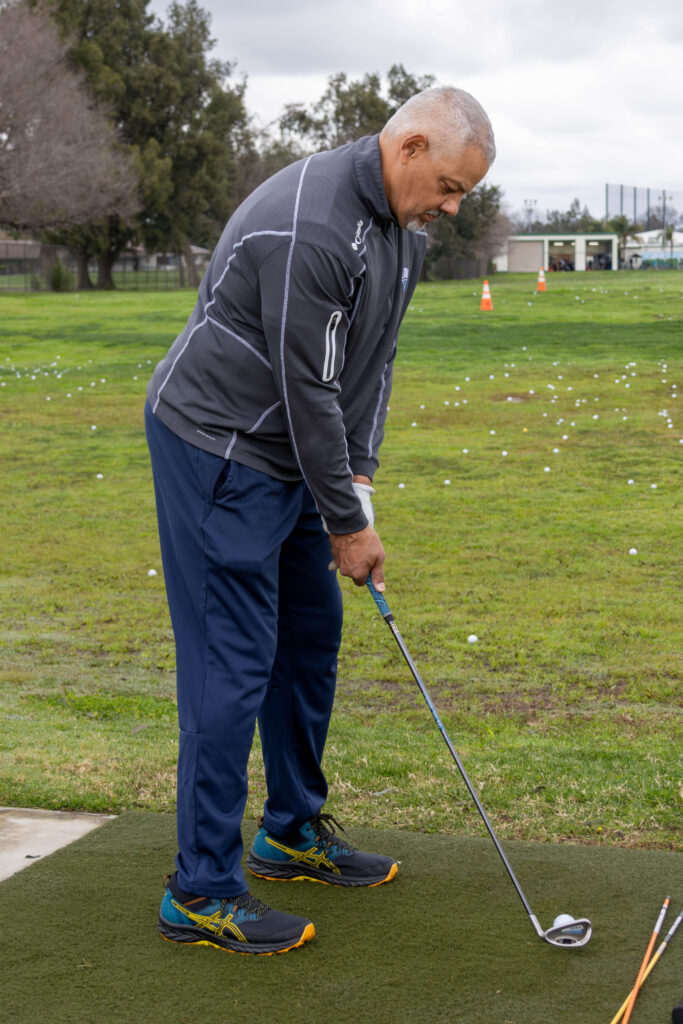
[630,228,683,245]
[509,233,618,241]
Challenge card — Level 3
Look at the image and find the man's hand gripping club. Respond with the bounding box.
[329,526,386,592]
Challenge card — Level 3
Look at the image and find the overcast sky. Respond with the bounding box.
[147,0,683,220]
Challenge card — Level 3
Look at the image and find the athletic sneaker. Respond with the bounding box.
[247,812,398,887]
[157,872,315,955]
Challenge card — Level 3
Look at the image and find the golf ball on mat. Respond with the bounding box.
[553,914,575,928]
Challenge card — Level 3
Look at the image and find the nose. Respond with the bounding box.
[440,196,462,217]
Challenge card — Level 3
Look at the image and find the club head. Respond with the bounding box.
[543,916,592,948]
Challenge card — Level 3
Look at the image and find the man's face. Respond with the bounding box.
[385,137,489,232]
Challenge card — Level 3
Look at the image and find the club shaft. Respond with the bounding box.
[620,897,670,1024]
[609,911,682,1024]
[367,581,535,921]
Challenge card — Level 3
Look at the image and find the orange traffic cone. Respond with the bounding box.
[537,267,547,291]
[480,279,493,311]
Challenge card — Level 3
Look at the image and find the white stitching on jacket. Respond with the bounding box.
[152,230,291,411]
[206,315,272,369]
[246,401,281,434]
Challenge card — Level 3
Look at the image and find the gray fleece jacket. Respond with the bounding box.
[147,134,426,534]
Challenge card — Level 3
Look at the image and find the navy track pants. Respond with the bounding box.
[145,403,343,896]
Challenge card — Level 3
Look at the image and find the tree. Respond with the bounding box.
[544,198,603,233]
[40,0,252,287]
[128,1,253,286]
[508,207,544,235]
[385,64,437,109]
[279,64,436,150]
[510,197,603,235]
[647,202,679,232]
[424,184,508,279]
[661,224,675,259]
[0,0,138,233]
[234,132,308,204]
[608,215,642,267]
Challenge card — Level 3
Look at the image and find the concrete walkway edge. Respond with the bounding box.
[0,807,116,882]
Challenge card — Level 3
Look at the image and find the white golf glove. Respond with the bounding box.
[321,481,376,539]
[353,481,376,528]
[324,481,376,569]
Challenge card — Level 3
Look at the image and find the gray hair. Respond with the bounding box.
[382,86,496,166]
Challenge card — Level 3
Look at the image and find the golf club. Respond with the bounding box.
[619,896,670,1024]
[366,575,592,949]
[609,910,682,1024]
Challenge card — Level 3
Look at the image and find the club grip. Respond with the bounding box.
[366,574,392,620]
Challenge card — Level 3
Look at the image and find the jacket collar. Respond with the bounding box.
[352,135,396,227]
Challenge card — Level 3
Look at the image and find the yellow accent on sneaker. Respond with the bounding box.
[370,861,398,886]
[264,836,342,874]
[170,897,247,943]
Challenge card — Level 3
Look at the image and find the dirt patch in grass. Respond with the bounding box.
[491,391,532,402]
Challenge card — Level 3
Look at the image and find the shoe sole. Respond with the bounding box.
[157,914,315,955]
[246,853,398,888]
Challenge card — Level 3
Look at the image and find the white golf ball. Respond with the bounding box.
[467,634,478,644]
[629,548,638,555]
[553,914,575,929]
[148,569,158,577]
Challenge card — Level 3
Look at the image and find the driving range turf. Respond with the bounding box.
[0,812,681,1024]
[0,271,681,1019]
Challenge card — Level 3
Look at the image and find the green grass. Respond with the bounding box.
[0,272,681,849]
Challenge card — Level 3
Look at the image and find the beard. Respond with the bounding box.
[406,210,444,232]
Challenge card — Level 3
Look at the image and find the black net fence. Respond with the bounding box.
[0,241,206,292]
[605,184,683,230]
[605,186,683,269]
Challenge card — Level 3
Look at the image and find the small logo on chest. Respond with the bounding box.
[351,220,364,251]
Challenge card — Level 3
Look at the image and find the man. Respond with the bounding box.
[146,86,494,955]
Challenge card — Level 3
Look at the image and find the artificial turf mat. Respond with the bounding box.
[1,813,681,1024]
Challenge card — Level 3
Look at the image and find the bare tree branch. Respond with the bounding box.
[0,0,139,230]
[474,210,512,264]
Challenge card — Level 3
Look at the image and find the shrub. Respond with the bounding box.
[50,260,75,292]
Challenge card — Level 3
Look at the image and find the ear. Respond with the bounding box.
[399,134,429,163]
